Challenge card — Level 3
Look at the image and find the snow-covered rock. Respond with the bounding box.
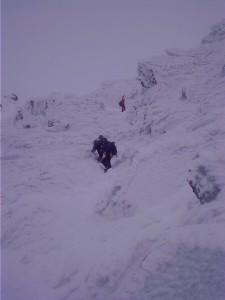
[201,19,225,44]
[137,62,157,89]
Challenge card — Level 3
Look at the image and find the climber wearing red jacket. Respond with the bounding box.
[119,95,126,112]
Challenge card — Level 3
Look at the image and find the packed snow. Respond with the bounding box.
[1,20,225,300]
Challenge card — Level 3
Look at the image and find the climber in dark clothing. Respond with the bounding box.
[101,141,117,172]
[91,135,107,161]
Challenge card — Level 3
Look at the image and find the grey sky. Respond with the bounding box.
[2,0,225,100]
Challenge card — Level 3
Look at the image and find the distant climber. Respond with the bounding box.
[91,135,107,162]
[101,140,117,173]
[119,95,126,112]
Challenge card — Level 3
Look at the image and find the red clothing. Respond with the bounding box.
[119,96,125,112]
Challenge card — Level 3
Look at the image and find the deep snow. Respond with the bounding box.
[1,21,225,300]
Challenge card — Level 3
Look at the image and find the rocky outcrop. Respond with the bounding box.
[187,166,221,204]
[137,62,157,89]
[201,19,225,44]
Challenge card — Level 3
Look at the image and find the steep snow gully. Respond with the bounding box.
[1,21,225,300]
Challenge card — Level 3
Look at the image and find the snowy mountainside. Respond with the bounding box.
[88,79,142,111]
[1,21,225,300]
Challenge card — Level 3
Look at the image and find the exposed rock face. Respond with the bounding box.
[10,93,19,101]
[188,166,221,204]
[137,62,157,89]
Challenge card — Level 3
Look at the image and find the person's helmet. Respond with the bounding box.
[99,135,104,140]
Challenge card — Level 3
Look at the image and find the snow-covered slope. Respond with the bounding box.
[1,20,225,300]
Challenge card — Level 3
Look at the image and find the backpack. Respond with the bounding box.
[119,101,122,107]
[104,141,117,156]
[109,142,117,156]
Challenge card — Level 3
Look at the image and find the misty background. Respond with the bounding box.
[1,0,225,100]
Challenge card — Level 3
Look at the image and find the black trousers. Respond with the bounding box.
[101,153,112,169]
[97,149,103,159]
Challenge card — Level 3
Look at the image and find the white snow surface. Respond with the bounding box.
[1,22,225,300]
